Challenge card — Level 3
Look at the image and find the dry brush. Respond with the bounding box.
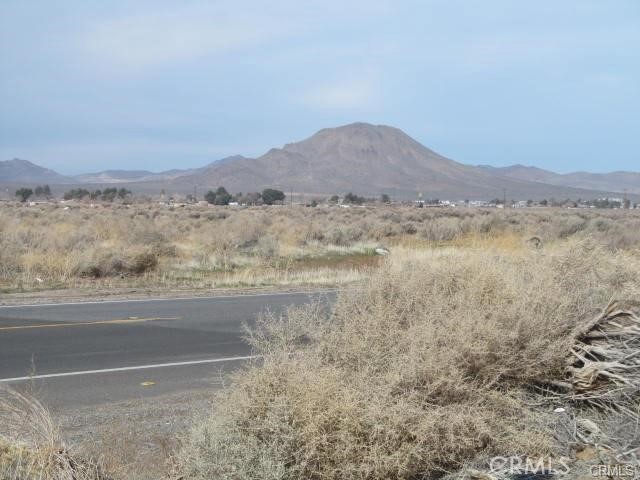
[175,241,640,479]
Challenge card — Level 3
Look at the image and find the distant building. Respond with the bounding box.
[469,200,493,207]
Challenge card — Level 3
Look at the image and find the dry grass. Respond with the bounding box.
[0,387,110,480]
[2,203,640,293]
[3,204,640,478]
[175,240,640,479]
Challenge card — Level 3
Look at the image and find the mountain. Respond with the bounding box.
[478,164,561,184]
[4,125,639,199]
[0,158,75,184]
[74,168,200,184]
[480,164,640,195]
[171,123,627,199]
[73,156,250,184]
[74,170,156,183]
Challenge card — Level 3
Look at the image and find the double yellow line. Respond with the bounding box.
[0,317,181,331]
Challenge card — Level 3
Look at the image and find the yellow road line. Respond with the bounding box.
[0,317,181,331]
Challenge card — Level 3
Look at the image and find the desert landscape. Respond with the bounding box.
[2,204,640,479]
[2,202,640,294]
[2,1,639,479]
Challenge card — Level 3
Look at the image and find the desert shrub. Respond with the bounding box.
[556,216,587,238]
[400,222,417,234]
[0,387,108,480]
[371,222,400,239]
[75,251,125,278]
[74,248,158,277]
[3,204,640,289]
[477,213,506,234]
[302,226,325,244]
[206,211,229,221]
[253,235,279,258]
[129,251,158,274]
[176,242,640,479]
[325,226,364,246]
[591,217,613,233]
[418,216,462,241]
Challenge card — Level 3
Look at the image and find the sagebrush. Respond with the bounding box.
[176,241,640,479]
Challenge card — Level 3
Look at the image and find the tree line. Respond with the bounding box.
[63,187,132,202]
[15,185,51,202]
[200,187,286,205]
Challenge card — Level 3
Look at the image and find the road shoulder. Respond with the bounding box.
[0,285,334,306]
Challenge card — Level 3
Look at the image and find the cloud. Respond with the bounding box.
[79,5,288,74]
[296,76,379,110]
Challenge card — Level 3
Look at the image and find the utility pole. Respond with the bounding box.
[193,185,197,203]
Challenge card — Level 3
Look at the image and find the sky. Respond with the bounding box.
[0,0,638,175]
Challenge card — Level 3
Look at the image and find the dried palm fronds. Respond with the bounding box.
[564,300,640,410]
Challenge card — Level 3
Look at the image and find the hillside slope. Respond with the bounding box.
[0,158,75,184]
[480,164,640,195]
[172,123,619,199]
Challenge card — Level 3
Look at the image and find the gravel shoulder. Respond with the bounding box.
[54,389,218,480]
[0,285,333,306]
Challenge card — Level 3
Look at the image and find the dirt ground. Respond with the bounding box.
[54,389,218,480]
[0,285,330,306]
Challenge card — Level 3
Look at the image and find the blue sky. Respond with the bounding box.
[1,0,638,174]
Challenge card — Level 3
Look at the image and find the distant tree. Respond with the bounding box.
[380,193,391,204]
[328,195,339,204]
[15,187,33,202]
[540,199,548,206]
[309,199,318,207]
[526,199,533,207]
[243,192,262,205]
[101,187,118,202]
[214,186,232,205]
[624,198,631,209]
[63,188,90,200]
[204,190,217,204]
[117,188,131,200]
[33,185,52,198]
[262,188,286,205]
[343,192,365,205]
[90,189,102,200]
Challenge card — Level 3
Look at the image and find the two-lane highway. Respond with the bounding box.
[0,292,331,408]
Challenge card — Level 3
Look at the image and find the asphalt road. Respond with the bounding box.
[0,292,332,408]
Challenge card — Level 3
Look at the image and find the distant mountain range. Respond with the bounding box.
[1,123,638,199]
[477,164,640,195]
[0,158,75,184]
[74,167,203,184]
